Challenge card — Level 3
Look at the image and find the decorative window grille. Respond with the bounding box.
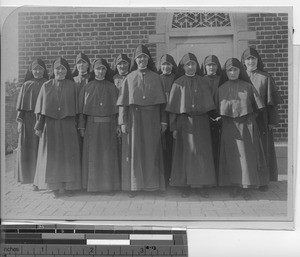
[172,13,231,28]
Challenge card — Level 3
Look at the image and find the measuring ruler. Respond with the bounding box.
[1,224,188,257]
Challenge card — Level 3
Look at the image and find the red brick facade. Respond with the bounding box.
[15,11,289,143]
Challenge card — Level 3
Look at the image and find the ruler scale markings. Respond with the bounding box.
[1,225,187,257]
[14,254,35,257]
[70,245,84,255]
[56,245,71,255]
[120,245,133,255]
[95,245,109,255]
[83,245,95,255]
[93,255,113,257]
[46,245,60,255]
[131,245,146,255]
[35,254,55,257]
[33,245,46,255]
[22,244,35,254]
[130,240,175,246]
[171,245,188,255]
[156,245,171,255]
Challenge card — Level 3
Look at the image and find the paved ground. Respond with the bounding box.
[3,145,289,221]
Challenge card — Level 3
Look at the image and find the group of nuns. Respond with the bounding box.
[16,44,283,199]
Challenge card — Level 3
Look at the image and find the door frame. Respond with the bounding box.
[149,12,256,64]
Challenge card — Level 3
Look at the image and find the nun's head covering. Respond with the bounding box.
[72,52,91,77]
[50,57,73,81]
[218,58,252,86]
[113,53,130,74]
[88,58,114,83]
[174,53,201,80]
[241,47,264,71]
[130,44,157,73]
[23,58,49,83]
[158,54,178,75]
[200,55,222,76]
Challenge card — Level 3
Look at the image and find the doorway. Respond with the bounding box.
[169,35,233,66]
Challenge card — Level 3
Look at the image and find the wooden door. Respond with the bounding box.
[169,35,233,67]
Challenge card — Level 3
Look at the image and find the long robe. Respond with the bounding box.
[160,73,176,184]
[203,74,221,176]
[166,75,216,187]
[33,79,81,190]
[218,79,269,188]
[117,68,166,191]
[15,77,47,183]
[247,69,283,181]
[79,79,120,192]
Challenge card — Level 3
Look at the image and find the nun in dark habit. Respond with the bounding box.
[33,57,82,198]
[15,58,49,187]
[241,48,283,189]
[113,53,131,180]
[117,44,167,197]
[201,55,222,177]
[113,53,131,91]
[78,58,120,194]
[217,58,269,200]
[166,53,217,198]
[72,52,91,94]
[158,54,178,185]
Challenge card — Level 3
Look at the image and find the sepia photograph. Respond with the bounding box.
[1,5,294,228]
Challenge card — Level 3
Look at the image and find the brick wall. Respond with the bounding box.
[248,13,289,142]
[17,11,289,142]
[18,12,157,79]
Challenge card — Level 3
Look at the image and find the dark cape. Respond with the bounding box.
[218,79,269,188]
[117,69,166,106]
[117,68,167,191]
[166,74,216,187]
[78,79,120,192]
[15,77,48,183]
[246,69,283,181]
[33,78,81,190]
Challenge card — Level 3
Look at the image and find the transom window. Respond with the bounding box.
[172,13,231,28]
